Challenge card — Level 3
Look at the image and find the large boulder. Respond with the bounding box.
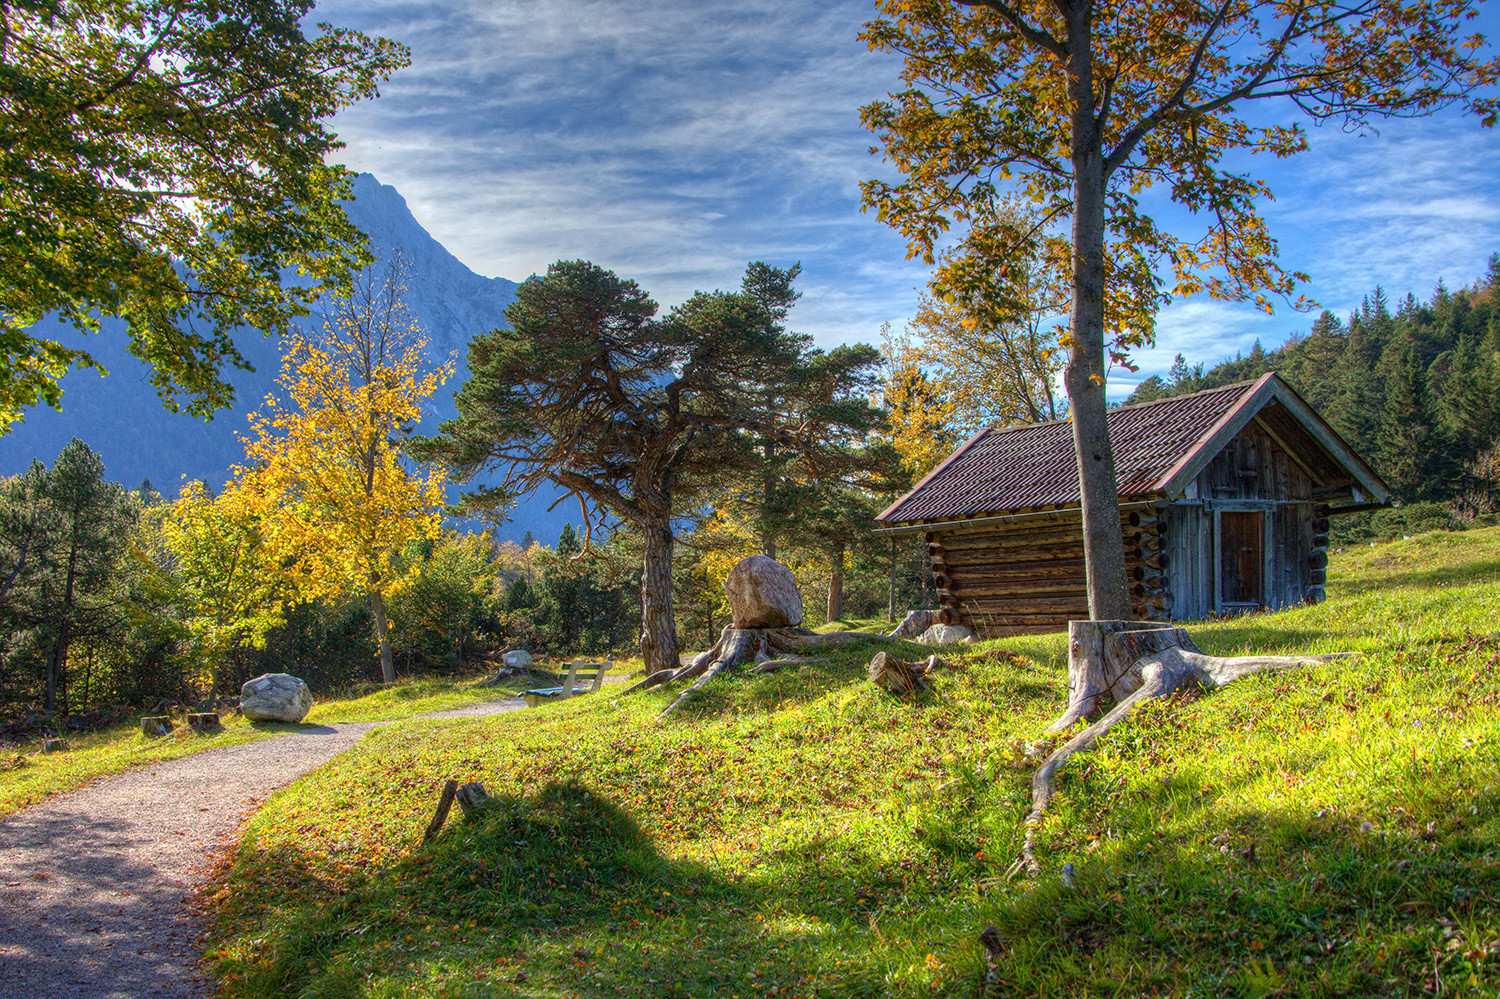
[240,673,313,723]
[918,623,973,646]
[724,555,804,629]
[502,649,533,670]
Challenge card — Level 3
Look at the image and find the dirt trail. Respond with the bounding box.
[0,697,524,999]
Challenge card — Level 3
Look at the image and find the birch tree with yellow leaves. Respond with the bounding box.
[244,262,450,683]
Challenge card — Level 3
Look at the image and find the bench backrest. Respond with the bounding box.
[558,660,609,699]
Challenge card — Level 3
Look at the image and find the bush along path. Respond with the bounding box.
[0,697,527,999]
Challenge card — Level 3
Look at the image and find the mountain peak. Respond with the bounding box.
[0,177,571,543]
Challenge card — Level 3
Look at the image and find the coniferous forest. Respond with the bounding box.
[1127,256,1500,541]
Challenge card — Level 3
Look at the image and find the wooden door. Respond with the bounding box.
[1219,511,1264,605]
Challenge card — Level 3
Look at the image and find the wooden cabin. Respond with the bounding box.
[875,373,1391,636]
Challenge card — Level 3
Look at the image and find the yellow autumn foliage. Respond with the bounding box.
[242,309,450,649]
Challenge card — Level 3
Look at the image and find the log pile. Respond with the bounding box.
[927,505,1170,637]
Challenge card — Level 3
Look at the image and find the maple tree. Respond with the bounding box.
[862,0,1499,617]
[159,478,284,708]
[0,0,407,429]
[245,266,449,683]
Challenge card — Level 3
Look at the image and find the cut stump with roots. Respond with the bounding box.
[625,625,921,721]
[1014,620,1356,877]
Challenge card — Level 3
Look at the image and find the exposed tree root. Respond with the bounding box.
[642,625,925,720]
[1015,621,1356,877]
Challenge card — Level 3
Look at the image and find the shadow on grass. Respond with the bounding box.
[215,781,918,998]
[245,720,339,735]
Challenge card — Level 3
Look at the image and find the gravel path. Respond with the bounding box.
[0,696,525,999]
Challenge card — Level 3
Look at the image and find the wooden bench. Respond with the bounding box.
[521,660,608,707]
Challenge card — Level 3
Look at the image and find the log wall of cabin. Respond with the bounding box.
[926,505,1169,638]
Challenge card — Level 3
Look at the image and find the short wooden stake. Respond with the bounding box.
[423,779,459,843]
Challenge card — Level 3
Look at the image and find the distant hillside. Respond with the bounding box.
[0,174,576,545]
[1126,257,1500,507]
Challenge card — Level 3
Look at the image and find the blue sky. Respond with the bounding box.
[316,0,1500,401]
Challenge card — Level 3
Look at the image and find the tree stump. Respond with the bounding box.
[867,651,941,698]
[1015,620,1355,875]
[186,712,220,731]
[455,781,491,821]
[141,716,173,737]
[40,739,67,753]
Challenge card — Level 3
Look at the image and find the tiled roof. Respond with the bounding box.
[878,377,1269,524]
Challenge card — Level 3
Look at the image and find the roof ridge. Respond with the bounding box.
[977,373,1270,439]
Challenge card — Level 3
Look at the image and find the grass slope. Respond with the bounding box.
[207,529,1500,998]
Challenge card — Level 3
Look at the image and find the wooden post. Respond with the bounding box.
[455,782,491,820]
[423,780,459,843]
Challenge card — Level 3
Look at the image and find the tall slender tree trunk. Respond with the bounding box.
[370,587,396,683]
[1064,3,1132,621]
[827,543,845,624]
[888,538,899,619]
[639,517,680,675]
[45,546,79,714]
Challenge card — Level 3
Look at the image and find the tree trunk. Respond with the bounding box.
[45,550,78,714]
[888,538,899,620]
[639,518,679,675]
[1063,1,1132,622]
[827,544,845,624]
[370,587,395,683]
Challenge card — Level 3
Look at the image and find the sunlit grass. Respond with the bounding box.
[0,713,275,817]
[0,672,529,816]
[205,526,1500,998]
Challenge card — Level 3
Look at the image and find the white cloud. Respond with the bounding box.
[314,0,1500,385]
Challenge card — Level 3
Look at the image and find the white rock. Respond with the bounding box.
[918,623,973,646]
[724,555,804,629]
[502,649,533,669]
[239,673,313,723]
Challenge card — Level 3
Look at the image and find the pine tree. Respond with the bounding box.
[1377,336,1453,502]
[10,441,134,712]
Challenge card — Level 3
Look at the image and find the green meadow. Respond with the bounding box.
[203,528,1500,998]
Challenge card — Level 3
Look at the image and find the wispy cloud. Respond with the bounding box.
[316,0,1500,390]
[317,0,921,347]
